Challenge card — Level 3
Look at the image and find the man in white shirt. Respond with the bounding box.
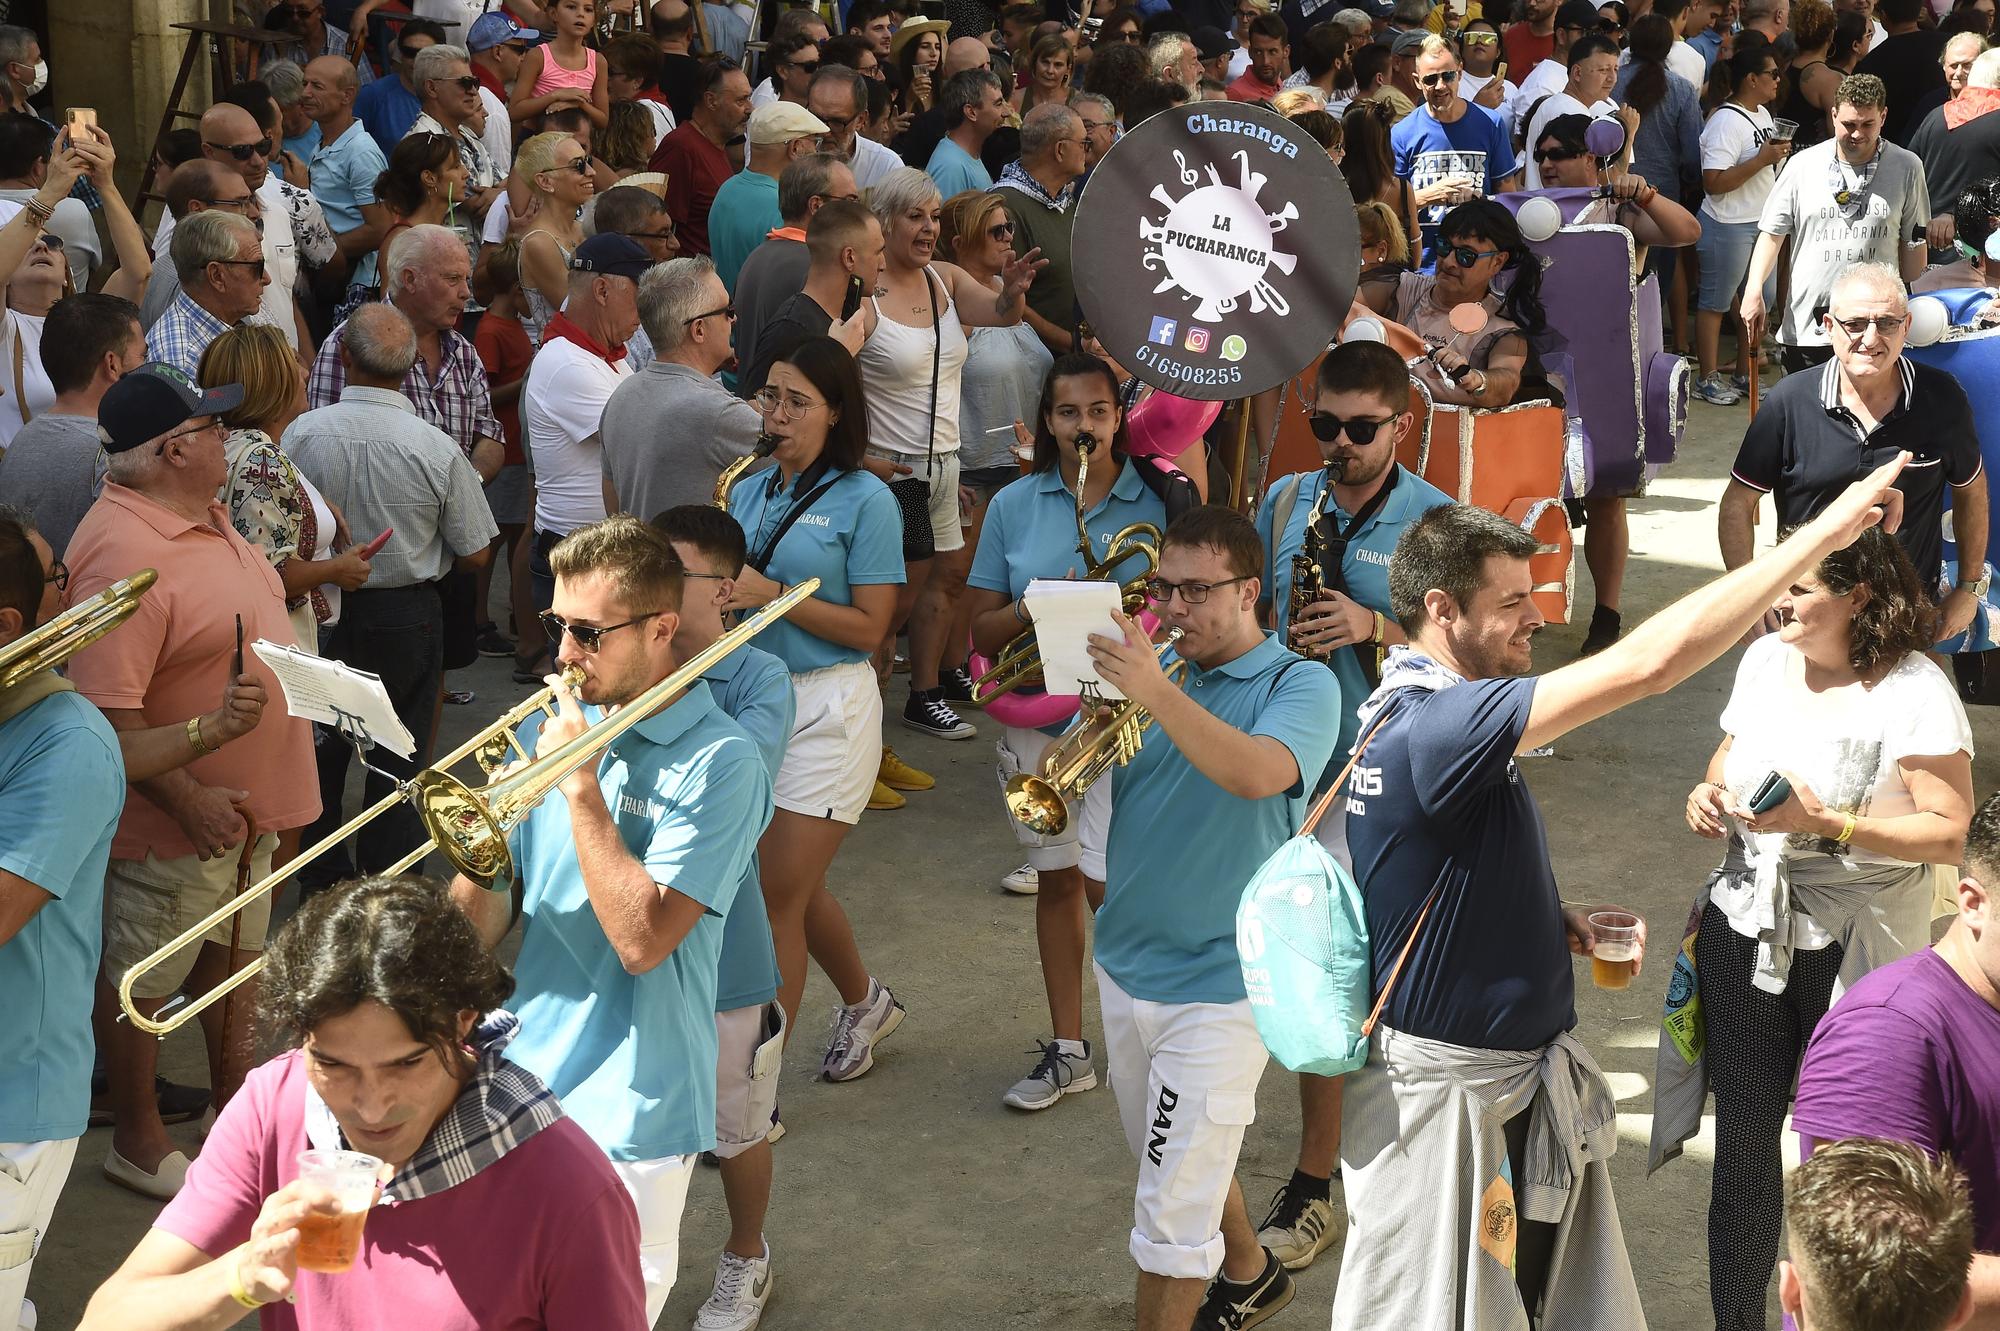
[751,11,830,107]
[522,234,645,616]
[1516,0,1605,120]
[809,64,902,190]
[198,103,306,351]
[1523,33,1623,185]
[1661,0,1716,87]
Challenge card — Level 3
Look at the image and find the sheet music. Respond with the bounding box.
[1025,579,1128,700]
[251,639,418,759]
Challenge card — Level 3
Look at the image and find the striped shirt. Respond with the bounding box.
[308,315,504,461]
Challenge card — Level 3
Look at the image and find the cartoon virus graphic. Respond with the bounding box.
[1139,148,1301,323]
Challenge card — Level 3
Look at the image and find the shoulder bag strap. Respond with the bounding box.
[1300,707,1388,836]
[1360,881,1443,1039]
[925,266,941,468]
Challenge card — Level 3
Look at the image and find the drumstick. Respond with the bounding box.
[1748,357,1759,422]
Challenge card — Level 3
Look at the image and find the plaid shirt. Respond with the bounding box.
[145,292,235,380]
[309,312,504,459]
[303,1011,564,1203]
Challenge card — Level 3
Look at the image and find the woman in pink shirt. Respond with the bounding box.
[78,877,648,1331]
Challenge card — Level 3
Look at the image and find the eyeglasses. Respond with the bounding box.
[155,418,225,457]
[753,387,826,419]
[817,110,858,130]
[198,194,260,214]
[1534,144,1580,162]
[213,256,268,278]
[987,220,1015,241]
[1079,117,1110,134]
[1417,70,1457,86]
[538,609,663,653]
[628,227,678,243]
[43,558,66,592]
[205,137,272,161]
[1144,574,1250,605]
[1306,413,1395,444]
[432,74,481,93]
[684,304,737,326]
[1444,244,1503,268]
[1828,313,1905,337]
[786,59,820,74]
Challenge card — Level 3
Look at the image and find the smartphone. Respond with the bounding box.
[1495,60,1507,84]
[1748,771,1793,815]
[841,273,864,322]
[357,528,393,560]
[65,107,95,136]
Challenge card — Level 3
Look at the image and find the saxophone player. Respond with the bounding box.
[1082,506,1339,1331]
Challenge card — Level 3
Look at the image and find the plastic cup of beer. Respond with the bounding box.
[294,1149,383,1273]
[1588,911,1642,990]
[1769,117,1799,142]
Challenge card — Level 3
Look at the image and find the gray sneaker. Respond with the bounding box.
[819,979,905,1082]
[1256,1180,1343,1271]
[1002,1039,1098,1111]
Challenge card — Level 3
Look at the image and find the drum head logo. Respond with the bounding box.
[1073,104,1358,400]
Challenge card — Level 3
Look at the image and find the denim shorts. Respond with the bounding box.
[1695,216,1777,313]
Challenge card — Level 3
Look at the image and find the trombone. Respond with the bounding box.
[119,579,821,1035]
[0,568,156,690]
[1004,628,1187,836]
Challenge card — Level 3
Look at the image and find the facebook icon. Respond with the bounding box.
[1148,316,1177,345]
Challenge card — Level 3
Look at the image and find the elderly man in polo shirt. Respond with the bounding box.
[1721,262,1988,640]
[65,363,315,1201]
[146,212,268,380]
[300,55,388,292]
[407,43,504,219]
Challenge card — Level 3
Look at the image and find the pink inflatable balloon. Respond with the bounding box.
[1125,390,1223,459]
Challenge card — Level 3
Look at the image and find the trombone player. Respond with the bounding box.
[449,515,775,1327]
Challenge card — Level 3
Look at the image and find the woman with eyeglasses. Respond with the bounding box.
[1693,44,1790,406]
[511,130,597,348]
[722,336,910,1083]
[1385,199,1560,409]
[963,352,1171,1109]
[370,132,470,297]
[1016,32,1075,115]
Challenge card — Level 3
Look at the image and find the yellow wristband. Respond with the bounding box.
[1836,812,1858,844]
[227,1259,266,1310]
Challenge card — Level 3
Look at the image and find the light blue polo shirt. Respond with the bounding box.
[1255,463,1455,759]
[708,169,781,294]
[703,644,793,1013]
[926,136,993,197]
[1095,633,1340,1006]
[309,118,388,288]
[969,457,1168,601]
[504,681,773,1161]
[728,463,904,673]
[0,688,123,1142]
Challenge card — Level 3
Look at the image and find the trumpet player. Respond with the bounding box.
[1249,340,1451,1275]
[964,353,1170,1113]
[1083,506,1338,1331]
[449,515,775,1325]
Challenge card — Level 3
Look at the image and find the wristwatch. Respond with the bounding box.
[1960,567,1991,598]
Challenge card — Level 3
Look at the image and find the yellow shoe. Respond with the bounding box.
[878,747,934,792]
[867,779,906,811]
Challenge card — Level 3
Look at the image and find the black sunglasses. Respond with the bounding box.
[1307,413,1395,445]
[432,74,481,93]
[538,610,663,652]
[1534,145,1581,162]
[787,58,820,73]
[43,558,67,592]
[397,42,427,60]
[213,256,268,278]
[684,304,737,326]
[987,220,1015,241]
[205,137,272,161]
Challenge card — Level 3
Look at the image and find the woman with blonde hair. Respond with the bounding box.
[197,323,372,651]
[513,130,596,347]
[1016,32,1076,115]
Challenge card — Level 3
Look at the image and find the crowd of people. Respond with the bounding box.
[0,0,1996,1329]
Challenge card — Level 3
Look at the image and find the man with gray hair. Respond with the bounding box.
[734,153,857,389]
[999,103,1087,353]
[198,101,309,350]
[146,211,267,379]
[1911,45,2000,249]
[1330,9,1377,52]
[261,59,317,165]
[1149,30,1204,92]
[1069,90,1118,173]
[286,301,497,879]
[602,256,765,522]
[407,43,502,216]
[926,68,1006,195]
[1723,262,1987,637]
[809,64,903,189]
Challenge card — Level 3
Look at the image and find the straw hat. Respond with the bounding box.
[890,16,951,61]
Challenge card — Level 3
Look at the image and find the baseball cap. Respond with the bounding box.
[570,233,654,280]
[1190,26,1239,59]
[467,13,543,52]
[1390,28,1431,53]
[1555,0,1602,27]
[748,102,832,146]
[97,363,244,455]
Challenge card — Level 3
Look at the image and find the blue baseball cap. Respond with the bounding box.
[467,13,544,52]
[97,363,244,454]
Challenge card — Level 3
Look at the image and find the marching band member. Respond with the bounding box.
[449,515,774,1325]
[651,504,795,1331]
[1249,340,1454,1274]
[83,877,648,1330]
[724,336,911,1083]
[1084,506,1339,1331]
[964,352,1170,1113]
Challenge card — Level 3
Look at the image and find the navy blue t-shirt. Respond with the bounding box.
[1341,677,1574,1051]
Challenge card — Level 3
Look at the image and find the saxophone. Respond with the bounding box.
[1289,489,1329,661]
[713,433,780,509]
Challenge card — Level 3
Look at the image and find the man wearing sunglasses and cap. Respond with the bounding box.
[62,362,313,1202]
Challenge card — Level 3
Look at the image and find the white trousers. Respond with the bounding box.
[0,1137,78,1330]
[608,1153,696,1327]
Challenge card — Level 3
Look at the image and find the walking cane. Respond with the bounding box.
[218,810,259,1109]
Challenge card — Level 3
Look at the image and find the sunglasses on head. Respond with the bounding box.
[1307,413,1394,444]
[206,137,272,161]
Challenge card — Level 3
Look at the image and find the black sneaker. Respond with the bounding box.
[940,664,977,703]
[902,689,976,740]
[89,1075,211,1128]
[475,623,513,657]
[1579,604,1622,657]
[1194,1248,1296,1330]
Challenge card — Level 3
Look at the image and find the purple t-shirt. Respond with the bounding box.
[1792,947,2000,1252]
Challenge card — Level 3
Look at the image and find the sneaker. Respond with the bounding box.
[1579,604,1622,657]
[475,623,513,657]
[1730,372,1751,393]
[903,689,976,740]
[940,663,976,703]
[1002,1039,1099,1111]
[1001,862,1040,895]
[1257,1180,1342,1271]
[1693,372,1742,406]
[878,747,934,791]
[444,688,476,705]
[1194,1248,1297,1330]
[819,979,905,1082]
[867,779,905,811]
[694,1245,773,1331]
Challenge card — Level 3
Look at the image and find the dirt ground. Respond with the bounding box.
[26,393,2000,1331]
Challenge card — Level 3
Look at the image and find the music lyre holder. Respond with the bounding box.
[331,707,406,788]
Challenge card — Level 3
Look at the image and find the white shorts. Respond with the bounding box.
[1096,963,1269,1281]
[0,1136,78,1328]
[713,1001,786,1160]
[774,660,882,825]
[996,723,1114,876]
[872,447,965,556]
[609,1153,696,1328]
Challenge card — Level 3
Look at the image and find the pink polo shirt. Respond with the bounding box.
[62,483,318,859]
[155,1050,648,1331]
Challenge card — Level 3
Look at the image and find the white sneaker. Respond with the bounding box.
[1001,863,1039,895]
[693,1245,773,1331]
[819,979,906,1082]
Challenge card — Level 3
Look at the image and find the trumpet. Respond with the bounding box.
[714,433,780,509]
[0,568,156,691]
[1004,628,1186,836]
[118,580,820,1035]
